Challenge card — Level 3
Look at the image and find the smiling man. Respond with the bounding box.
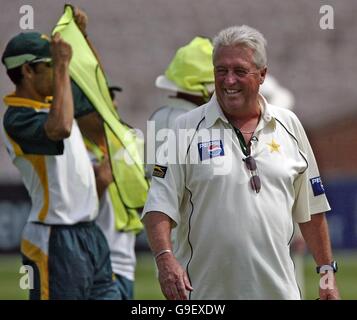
[142,25,339,300]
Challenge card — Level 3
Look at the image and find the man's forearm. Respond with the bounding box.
[45,63,73,140]
[143,211,173,256]
[299,212,333,265]
[93,158,113,199]
[143,211,193,300]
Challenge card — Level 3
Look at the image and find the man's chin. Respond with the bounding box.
[223,97,244,110]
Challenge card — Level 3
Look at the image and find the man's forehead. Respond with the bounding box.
[213,45,255,67]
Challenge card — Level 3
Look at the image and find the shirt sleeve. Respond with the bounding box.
[142,124,185,226]
[291,114,331,223]
[3,107,63,155]
[71,80,96,118]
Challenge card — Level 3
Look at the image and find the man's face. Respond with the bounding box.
[30,61,53,97]
[213,45,266,118]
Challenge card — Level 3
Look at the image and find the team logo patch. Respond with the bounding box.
[198,140,224,161]
[310,176,325,196]
[152,165,168,178]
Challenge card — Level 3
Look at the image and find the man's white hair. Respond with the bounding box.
[213,25,267,69]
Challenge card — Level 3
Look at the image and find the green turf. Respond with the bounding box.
[134,253,164,300]
[0,252,356,300]
[0,253,164,300]
[0,255,27,300]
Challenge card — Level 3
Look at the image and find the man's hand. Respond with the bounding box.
[156,253,193,300]
[319,273,340,300]
[51,33,72,67]
[142,212,188,299]
[74,7,88,36]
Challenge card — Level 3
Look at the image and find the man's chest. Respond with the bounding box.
[184,127,307,187]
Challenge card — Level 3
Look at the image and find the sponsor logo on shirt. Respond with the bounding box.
[198,140,224,161]
[310,176,325,196]
[152,165,168,178]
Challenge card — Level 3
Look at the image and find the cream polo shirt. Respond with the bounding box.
[142,93,330,300]
[2,96,98,225]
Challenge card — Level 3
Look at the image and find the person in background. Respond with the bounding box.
[72,9,142,300]
[147,36,215,177]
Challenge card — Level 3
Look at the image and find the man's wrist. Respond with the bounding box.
[53,63,70,76]
[316,261,338,274]
[154,249,172,261]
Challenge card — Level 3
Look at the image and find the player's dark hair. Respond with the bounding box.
[6,66,23,85]
[6,63,39,86]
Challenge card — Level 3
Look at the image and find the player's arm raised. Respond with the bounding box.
[44,33,73,141]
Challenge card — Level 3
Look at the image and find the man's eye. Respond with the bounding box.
[216,69,226,75]
[236,70,248,77]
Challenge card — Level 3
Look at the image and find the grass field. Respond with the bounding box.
[0,251,356,300]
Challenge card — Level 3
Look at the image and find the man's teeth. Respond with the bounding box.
[225,89,240,94]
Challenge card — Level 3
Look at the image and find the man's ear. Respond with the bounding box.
[21,63,34,80]
[259,66,267,84]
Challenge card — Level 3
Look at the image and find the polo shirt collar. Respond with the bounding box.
[204,92,276,129]
[204,93,229,128]
[256,94,276,132]
[3,94,52,110]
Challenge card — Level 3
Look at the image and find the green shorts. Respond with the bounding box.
[21,221,120,300]
[114,273,134,300]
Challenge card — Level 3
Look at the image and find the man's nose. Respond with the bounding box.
[224,70,238,85]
